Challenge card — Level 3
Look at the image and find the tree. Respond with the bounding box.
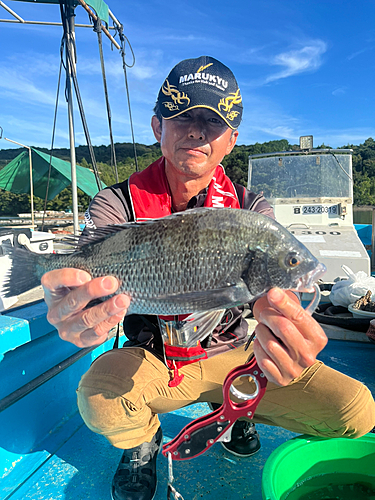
[0,190,30,216]
[2,137,375,210]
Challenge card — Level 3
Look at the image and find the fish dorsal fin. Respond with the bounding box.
[56,223,138,251]
[56,208,214,253]
[61,210,211,250]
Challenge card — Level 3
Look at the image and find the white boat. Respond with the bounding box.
[248,145,370,282]
[0,228,55,311]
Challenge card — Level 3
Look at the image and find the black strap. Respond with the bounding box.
[109,179,135,222]
[139,315,159,335]
[113,314,159,350]
[234,182,261,210]
[113,324,120,349]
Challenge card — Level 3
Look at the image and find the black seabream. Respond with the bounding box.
[1,207,325,314]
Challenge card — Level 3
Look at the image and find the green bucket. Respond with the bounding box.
[262,433,375,500]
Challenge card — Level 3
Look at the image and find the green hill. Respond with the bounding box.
[0,137,374,215]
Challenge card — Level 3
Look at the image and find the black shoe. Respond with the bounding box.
[222,420,261,457]
[208,403,261,457]
[111,427,163,500]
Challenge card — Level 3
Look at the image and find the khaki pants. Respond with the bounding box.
[77,345,375,449]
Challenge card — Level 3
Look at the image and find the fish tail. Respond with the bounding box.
[0,243,44,298]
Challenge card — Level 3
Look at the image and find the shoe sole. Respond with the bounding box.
[111,484,158,500]
[220,441,261,458]
[208,405,261,459]
[111,433,163,500]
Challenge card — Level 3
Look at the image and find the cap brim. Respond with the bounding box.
[161,105,239,130]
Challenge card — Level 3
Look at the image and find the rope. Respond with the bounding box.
[41,46,64,232]
[93,16,119,183]
[57,0,138,189]
[59,0,102,191]
[115,24,139,172]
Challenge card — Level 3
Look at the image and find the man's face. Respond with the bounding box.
[151,108,238,181]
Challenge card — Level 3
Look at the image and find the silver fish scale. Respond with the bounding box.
[36,208,318,315]
[116,245,248,314]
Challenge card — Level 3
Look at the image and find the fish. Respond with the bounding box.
[0,207,325,315]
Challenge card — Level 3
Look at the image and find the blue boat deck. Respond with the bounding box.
[1,301,374,500]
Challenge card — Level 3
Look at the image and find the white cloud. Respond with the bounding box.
[236,90,375,149]
[311,129,375,148]
[236,93,301,145]
[74,48,162,82]
[0,114,70,149]
[332,87,346,96]
[161,34,208,42]
[6,52,60,76]
[347,47,372,61]
[238,110,375,148]
[0,68,56,107]
[264,40,327,84]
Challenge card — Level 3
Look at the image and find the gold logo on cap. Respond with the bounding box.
[197,63,213,73]
[226,111,240,121]
[163,102,179,111]
[162,79,190,107]
[218,89,242,113]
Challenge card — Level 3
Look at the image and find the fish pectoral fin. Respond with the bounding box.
[155,281,253,311]
[184,309,226,323]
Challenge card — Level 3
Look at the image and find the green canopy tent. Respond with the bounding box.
[0,148,106,200]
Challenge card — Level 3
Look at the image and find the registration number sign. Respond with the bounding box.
[301,205,338,215]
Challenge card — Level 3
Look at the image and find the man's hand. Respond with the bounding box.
[252,288,327,386]
[42,269,130,348]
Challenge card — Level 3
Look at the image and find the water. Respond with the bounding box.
[283,472,375,500]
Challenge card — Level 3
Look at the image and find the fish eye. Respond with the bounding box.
[286,252,300,268]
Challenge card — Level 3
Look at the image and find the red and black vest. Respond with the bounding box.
[127,156,241,220]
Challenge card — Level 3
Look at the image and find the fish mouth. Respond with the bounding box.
[294,262,327,293]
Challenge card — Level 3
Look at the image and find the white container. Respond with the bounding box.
[29,231,55,254]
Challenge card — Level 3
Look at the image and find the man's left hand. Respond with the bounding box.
[252,288,328,386]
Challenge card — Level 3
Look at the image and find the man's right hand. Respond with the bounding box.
[41,269,130,348]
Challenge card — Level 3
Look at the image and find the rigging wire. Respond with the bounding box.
[93,15,119,183]
[41,44,64,232]
[59,0,102,191]
[115,23,139,172]
[56,0,138,193]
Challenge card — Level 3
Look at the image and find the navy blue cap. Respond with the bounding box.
[157,56,243,129]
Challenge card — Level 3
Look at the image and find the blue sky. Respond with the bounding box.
[0,0,374,151]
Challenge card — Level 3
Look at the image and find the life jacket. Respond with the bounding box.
[127,156,240,220]
[127,157,241,387]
